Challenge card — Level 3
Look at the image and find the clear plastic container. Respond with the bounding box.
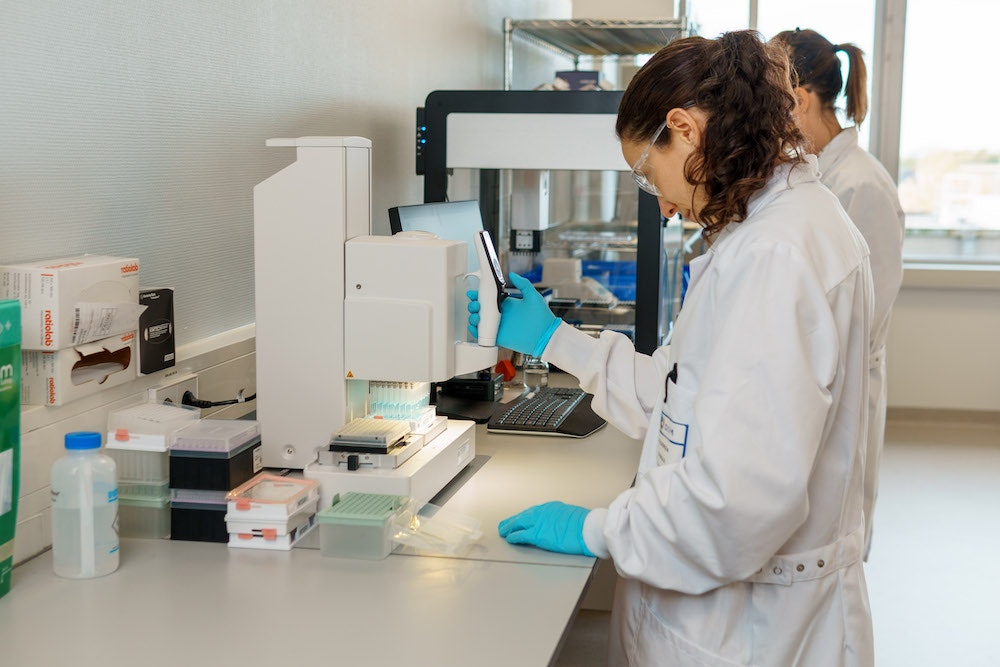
[522,356,549,392]
[105,447,169,484]
[318,492,408,560]
[106,402,200,449]
[119,496,170,539]
[172,419,260,453]
[50,432,120,578]
[391,501,483,557]
[118,479,169,500]
[106,402,199,483]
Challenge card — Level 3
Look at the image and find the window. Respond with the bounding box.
[756,0,876,150]
[690,0,750,38]
[896,0,1000,261]
[690,1,877,149]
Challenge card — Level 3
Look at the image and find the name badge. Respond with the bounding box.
[656,410,688,466]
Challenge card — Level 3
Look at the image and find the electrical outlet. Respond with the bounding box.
[149,372,198,406]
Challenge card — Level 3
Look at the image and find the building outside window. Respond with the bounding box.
[895,0,1000,262]
[691,0,999,264]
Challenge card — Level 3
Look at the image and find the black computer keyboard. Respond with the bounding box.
[487,387,587,435]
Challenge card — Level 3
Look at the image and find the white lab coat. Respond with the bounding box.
[544,157,875,666]
[819,127,905,557]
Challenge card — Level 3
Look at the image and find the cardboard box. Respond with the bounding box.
[21,330,137,406]
[0,300,21,599]
[0,254,141,350]
[138,288,175,374]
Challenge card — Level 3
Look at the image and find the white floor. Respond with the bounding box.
[556,415,1000,666]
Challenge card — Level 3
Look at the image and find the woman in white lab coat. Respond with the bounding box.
[773,28,905,557]
[469,31,875,665]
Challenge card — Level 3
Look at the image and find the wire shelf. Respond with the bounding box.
[508,18,687,59]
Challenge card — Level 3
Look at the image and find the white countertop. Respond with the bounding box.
[0,384,642,666]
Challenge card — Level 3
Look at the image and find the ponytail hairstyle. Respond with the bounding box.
[772,28,868,125]
[616,30,805,240]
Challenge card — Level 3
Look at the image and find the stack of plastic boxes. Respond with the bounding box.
[106,403,200,538]
[225,474,319,550]
[318,492,409,560]
[169,419,262,543]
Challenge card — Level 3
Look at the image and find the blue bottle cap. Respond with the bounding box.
[64,431,102,450]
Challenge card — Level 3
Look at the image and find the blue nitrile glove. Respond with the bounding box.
[497,501,594,556]
[466,272,560,357]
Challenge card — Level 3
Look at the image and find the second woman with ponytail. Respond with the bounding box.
[773,27,905,564]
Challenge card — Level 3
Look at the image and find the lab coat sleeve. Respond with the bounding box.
[544,323,671,439]
[587,242,841,593]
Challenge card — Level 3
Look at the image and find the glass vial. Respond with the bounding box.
[522,356,549,393]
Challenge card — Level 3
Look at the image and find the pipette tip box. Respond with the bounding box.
[226,474,319,520]
[170,420,262,491]
[170,489,228,543]
[318,492,409,560]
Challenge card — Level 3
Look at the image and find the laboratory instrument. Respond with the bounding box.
[418,90,693,354]
[254,137,497,509]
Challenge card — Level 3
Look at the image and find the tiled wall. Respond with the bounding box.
[13,332,256,565]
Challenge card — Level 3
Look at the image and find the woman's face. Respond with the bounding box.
[621,111,708,221]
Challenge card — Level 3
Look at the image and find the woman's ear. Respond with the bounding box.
[792,86,811,113]
[665,107,705,147]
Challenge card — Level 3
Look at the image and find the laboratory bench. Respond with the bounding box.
[0,390,642,667]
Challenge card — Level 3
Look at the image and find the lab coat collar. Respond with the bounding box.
[711,155,820,251]
[818,126,859,175]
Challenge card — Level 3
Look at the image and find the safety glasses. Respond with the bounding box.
[630,120,667,197]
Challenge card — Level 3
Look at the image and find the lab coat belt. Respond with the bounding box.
[869,344,885,370]
[748,524,864,586]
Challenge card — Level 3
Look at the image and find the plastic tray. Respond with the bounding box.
[225,474,319,520]
[172,419,260,453]
[119,496,170,539]
[106,402,200,451]
[318,492,408,560]
[227,512,317,551]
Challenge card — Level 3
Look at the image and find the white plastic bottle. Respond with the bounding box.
[50,431,120,578]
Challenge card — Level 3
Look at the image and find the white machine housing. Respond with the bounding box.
[344,233,495,382]
[253,137,495,494]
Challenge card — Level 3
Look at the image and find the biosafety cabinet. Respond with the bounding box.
[417,90,696,354]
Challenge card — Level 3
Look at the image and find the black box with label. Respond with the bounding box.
[139,287,175,374]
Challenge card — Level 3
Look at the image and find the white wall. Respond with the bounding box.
[887,267,1000,412]
[0,0,570,347]
[3,0,572,565]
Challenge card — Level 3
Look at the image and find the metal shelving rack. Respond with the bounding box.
[503,17,688,90]
[482,12,692,351]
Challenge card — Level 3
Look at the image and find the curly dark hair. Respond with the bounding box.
[616,30,805,240]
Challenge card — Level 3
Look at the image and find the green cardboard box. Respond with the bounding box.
[0,299,21,599]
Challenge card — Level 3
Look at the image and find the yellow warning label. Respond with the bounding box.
[346,371,354,378]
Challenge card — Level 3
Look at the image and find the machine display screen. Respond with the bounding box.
[388,200,484,273]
